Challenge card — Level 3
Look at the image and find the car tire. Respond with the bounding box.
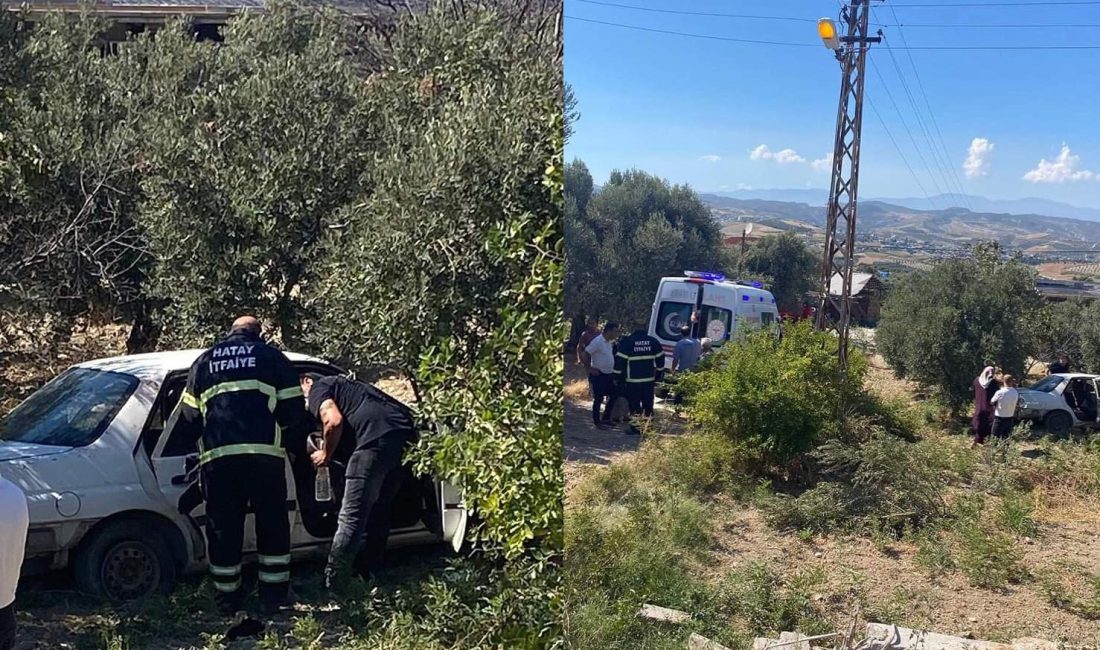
[74,520,178,601]
[1044,410,1074,436]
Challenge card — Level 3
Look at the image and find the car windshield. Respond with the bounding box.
[0,367,139,447]
[1028,375,1065,393]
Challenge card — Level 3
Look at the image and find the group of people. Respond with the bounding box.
[172,316,417,628]
[575,317,710,433]
[970,366,1019,445]
[0,315,419,647]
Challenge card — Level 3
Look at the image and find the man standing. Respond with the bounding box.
[991,374,1020,440]
[671,325,702,373]
[576,317,600,368]
[171,316,309,617]
[1048,353,1071,375]
[0,478,28,650]
[613,323,665,434]
[299,373,418,587]
[584,322,619,429]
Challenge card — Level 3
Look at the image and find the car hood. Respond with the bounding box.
[0,440,73,462]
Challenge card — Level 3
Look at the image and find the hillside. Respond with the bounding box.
[701,194,1100,253]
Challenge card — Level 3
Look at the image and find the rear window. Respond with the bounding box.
[0,368,139,448]
[1028,375,1064,393]
[655,301,693,341]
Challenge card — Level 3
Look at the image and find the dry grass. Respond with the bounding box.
[564,377,590,400]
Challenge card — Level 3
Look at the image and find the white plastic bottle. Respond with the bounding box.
[314,440,332,502]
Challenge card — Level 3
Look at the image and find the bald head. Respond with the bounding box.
[230,315,261,336]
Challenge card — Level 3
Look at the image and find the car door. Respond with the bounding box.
[439,480,467,552]
[149,373,301,554]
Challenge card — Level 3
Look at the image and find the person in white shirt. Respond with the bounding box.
[0,478,28,650]
[584,321,620,429]
[990,374,1019,440]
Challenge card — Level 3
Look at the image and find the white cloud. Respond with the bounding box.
[1023,144,1096,183]
[749,144,805,164]
[963,137,994,179]
[811,153,833,172]
[699,154,722,163]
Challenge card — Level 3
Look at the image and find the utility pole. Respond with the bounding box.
[814,0,881,373]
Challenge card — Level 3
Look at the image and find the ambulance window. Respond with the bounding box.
[761,312,774,327]
[656,302,693,340]
[699,306,732,344]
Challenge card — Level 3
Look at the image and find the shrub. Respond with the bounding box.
[720,563,832,636]
[678,322,865,473]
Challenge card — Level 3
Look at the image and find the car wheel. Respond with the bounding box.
[74,520,177,600]
[1044,410,1074,436]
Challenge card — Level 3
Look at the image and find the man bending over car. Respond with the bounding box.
[300,373,419,588]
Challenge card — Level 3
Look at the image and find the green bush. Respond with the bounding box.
[876,241,1043,412]
[678,322,865,473]
[720,563,831,636]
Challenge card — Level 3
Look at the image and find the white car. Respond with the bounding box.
[0,350,467,600]
[1016,372,1100,435]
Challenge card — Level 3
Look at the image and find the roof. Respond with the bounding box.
[75,349,332,380]
[720,222,783,238]
[828,272,877,297]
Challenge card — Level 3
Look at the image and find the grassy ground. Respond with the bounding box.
[564,354,1100,648]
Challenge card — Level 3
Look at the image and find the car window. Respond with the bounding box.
[655,301,693,341]
[151,376,190,457]
[0,368,139,448]
[1028,376,1065,393]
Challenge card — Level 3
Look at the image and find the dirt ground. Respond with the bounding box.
[562,350,1100,645]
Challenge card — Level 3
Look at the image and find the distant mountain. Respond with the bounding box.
[705,188,1100,223]
[699,193,1100,252]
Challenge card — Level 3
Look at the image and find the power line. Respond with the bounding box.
[564,16,817,46]
[881,22,1100,27]
[866,97,940,210]
[564,15,1100,49]
[574,0,818,22]
[885,5,975,211]
[868,59,945,208]
[888,0,1100,5]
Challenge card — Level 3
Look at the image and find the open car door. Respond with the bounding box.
[439,480,467,552]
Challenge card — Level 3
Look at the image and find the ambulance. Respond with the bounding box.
[648,271,780,364]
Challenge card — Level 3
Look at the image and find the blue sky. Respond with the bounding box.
[565,0,1100,208]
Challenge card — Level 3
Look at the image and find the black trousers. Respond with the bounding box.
[588,373,616,424]
[992,416,1015,439]
[201,455,290,612]
[0,604,14,650]
[327,432,414,579]
[624,382,655,417]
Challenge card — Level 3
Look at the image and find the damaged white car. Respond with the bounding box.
[1015,373,1100,435]
[0,351,467,600]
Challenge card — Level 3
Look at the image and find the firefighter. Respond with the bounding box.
[171,315,310,617]
[613,323,665,434]
[299,373,419,588]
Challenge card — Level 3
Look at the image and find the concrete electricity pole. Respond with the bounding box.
[815,1,881,372]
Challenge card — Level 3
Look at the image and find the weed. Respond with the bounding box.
[913,529,955,575]
[1036,569,1100,620]
[797,528,815,544]
[721,562,831,636]
[255,631,288,650]
[997,489,1040,538]
[101,631,131,650]
[291,616,326,650]
[956,520,1026,589]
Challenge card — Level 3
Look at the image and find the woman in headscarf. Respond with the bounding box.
[972,365,999,446]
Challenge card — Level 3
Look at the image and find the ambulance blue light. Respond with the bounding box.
[742,295,750,301]
[684,270,726,282]
[752,281,763,289]
[759,297,764,302]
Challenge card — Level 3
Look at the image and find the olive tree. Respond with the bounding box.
[877,242,1042,410]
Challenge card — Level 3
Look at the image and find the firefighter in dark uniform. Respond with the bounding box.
[171,316,310,616]
[613,325,665,433]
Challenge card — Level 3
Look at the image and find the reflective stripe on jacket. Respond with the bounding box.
[170,331,309,465]
[613,330,665,384]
